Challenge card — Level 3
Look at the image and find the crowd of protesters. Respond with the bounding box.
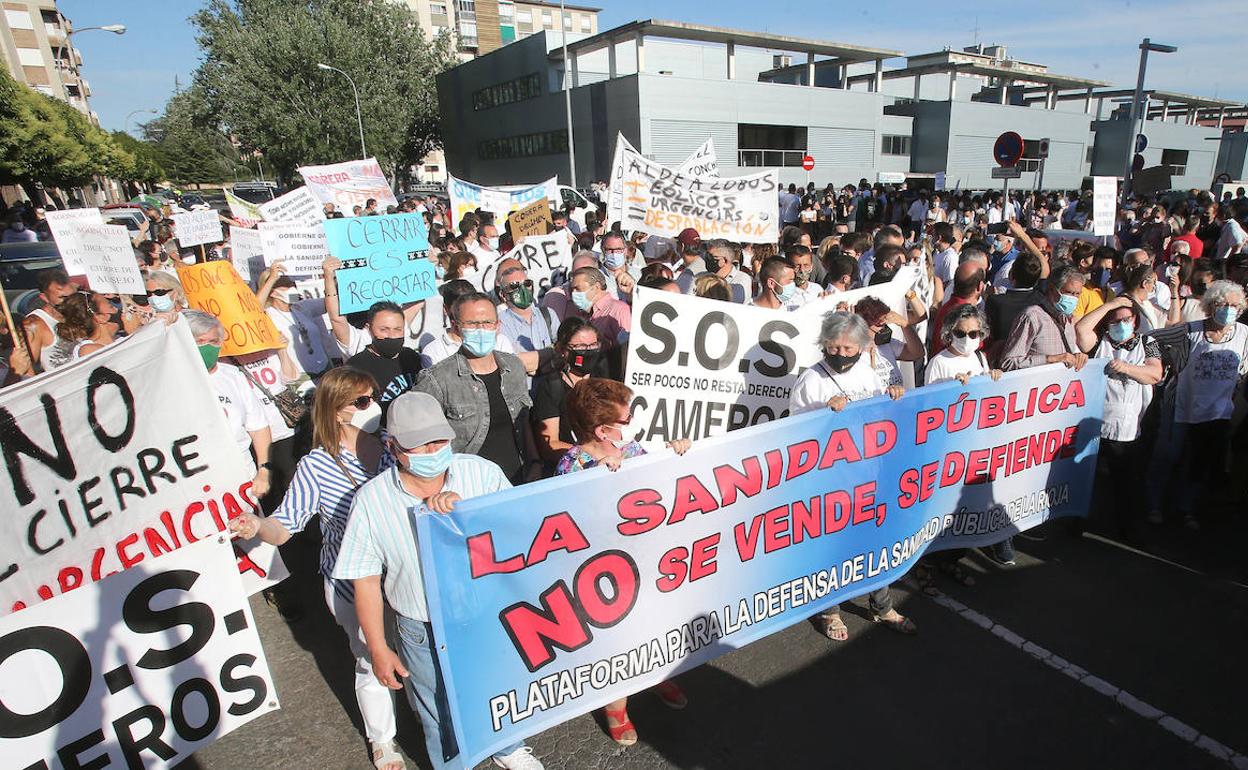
[4,176,1248,770]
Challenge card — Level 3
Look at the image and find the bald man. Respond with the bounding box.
[541,252,601,321]
[930,261,986,355]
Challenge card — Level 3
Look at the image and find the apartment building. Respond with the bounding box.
[0,0,95,119]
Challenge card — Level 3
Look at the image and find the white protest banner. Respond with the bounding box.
[258,221,328,278]
[0,536,279,769]
[447,175,558,230]
[0,319,286,616]
[229,225,264,285]
[225,189,264,227]
[477,232,574,296]
[1092,176,1117,237]
[257,186,326,228]
[44,207,104,274]
[676,138,720,178]
[59,223,145,295]
[616,147,779,243]
[297,157,398,211]
[171,209,224,249]
[625,268,918,446]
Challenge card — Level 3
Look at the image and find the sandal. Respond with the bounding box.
[873,610,918,635]
[816,611,849,641]
[912,562,940,596]
[654,680,687,710]
[938,561,976,587]
[370,740,405,770]
[603,705,637,746]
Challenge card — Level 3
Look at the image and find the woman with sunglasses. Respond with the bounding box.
[555,377,691,745]
[925,304,1003,386]
[130,272,185,324]
[229,367,406,770]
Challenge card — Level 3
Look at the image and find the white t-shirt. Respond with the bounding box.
[934,247,958,286]
[266,302,332,375]
[924,348,989,385]
[418,330,517,369]
[786,281,823,309]
[789,355,886,414]
[1095,335,1159,442]
[236,352,296,442]
[1175,321,1248,424]
[870,335,904,387]
[209,363,268,464]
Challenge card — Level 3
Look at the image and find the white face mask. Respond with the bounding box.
[348,402,382,433]
[485,237,500,251]
[950,334,979,356]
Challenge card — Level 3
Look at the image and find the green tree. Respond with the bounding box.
[110,131,165,196]
[143,85,248,186]
[191,0,456,185]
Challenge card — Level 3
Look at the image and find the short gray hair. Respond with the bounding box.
[1201,279,1246,316]
[146,271,186,306]
[817,311,870,350]
[182,309,224,339]
[1051,264,1087,292]
[940,303,990,344]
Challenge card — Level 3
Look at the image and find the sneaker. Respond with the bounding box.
[493,746,544,770]
[985,538,1016,566]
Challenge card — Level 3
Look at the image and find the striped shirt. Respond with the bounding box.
[332,454,511,621]
[273,445,394,601]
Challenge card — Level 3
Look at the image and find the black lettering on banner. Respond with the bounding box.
[0,393,76,506]
[0,626,91,738]
[635,301,678,365]
[755,319,799,378]
[57,728,108,770]
[122,570,215,669]
[219,653,268,716]
[170,677,220,742]
[113,705,177,768]
[693,311,739,371]
[86,367,136,452]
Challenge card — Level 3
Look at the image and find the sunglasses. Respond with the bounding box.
[350,394,377,410]
[951,329,983,339]
[502,279,533,292]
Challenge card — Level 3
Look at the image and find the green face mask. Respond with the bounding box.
[505,284,535,309]
[198,343,221,370]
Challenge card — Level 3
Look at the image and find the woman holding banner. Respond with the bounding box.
[789,312,917,640]
[229,366,407,770]
[556,377,691,745]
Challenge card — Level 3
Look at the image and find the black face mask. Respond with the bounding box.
[567,348,602,375]
[371,336,405,358]
[874,327,893,346]
[824,351,861,374]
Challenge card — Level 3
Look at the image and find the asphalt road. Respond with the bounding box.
[183,493,1248,770]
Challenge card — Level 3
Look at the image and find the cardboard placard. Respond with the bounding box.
[177,261,283,356]
[323,213,437,314]
[172,209,224,248]
[507,197,552,240]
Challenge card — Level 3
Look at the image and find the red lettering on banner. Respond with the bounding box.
[617,488,665,536]
[468,513,589,578]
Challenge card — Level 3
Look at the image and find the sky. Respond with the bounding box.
[60,0,1248,136]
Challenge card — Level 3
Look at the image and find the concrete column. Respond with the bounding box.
[571,51,579,88]
[839,64,847,89]
[913,74,921,100]
[1218,107,1226,128]
[1160,100,1168,120]
[999,79,1008,104]
[1084,87,1093,114]
[806,52,815,87]
[1047,86,1057,110]
[873,58,883,92]
[1096,97,1104,120]
[608,40,616,79]
[948,70,957,100]
[635,33,645,74]
[726,41,735,80]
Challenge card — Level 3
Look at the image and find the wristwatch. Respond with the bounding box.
[259,461,275,471]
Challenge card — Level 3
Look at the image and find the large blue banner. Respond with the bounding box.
[418,364,1106,765]
[323,212,436,314]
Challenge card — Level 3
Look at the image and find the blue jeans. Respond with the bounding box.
[395,615,522,770]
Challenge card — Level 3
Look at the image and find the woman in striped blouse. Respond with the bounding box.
[230,367,404,770]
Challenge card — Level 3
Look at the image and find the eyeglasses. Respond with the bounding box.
[349,394,377,410]
[501,279,533,292]
[951,329,983,339]
[457,319,497,329]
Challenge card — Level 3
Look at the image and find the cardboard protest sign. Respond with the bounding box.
[418,363,1104,766]
[229,225,265,285]
[225,189,264,226]
[625,268,918,445]
[178,261,283,356]
[324,212,437,314]
[0,320,287,616]
[297,157,398,211]
[448,175,558,229]
[477,232,573,296]
[45,212,145,294]
[257,222,329,278]
[676,137,720,178]
[257,186,326,228]
[507,197,552,240]
[615,147,779,243]
[171,209,224,248]
[0,536,279,769]
[1092,177,1117,237]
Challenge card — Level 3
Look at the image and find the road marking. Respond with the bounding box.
[925,588,1248,768]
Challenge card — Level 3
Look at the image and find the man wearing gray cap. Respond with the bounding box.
[334,391,543,770]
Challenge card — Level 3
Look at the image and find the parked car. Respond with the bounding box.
[0,240,68,317]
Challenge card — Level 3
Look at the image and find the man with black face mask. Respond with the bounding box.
[346,301,421,418]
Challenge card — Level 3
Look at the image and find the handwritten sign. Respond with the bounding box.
[61,223,145,294]
[258,186,326,228]
[676,138,720,178]
[478,232,573,296]
[178,261,283,356]
[258,222,329,278]
[324,212,437,314]
[229,225,265,285]
[172,209,224,248]
[44,208,104,274]
[225,189,264,226]
[1092,177,1116,237]
[507,197,552,240]
[297,157,398,211]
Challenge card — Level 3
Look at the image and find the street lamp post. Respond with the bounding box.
[1120,38,1177,204]
[68,24,126,35]
[560,0,577,189]
[316,63,367,160]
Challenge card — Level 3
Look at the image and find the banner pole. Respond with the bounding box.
[0,278,31,362]
[199,243,207,264]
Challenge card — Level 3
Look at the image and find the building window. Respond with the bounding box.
[580,15,590,32]
[479,129,568,160]
[16,48,44,67]
[473,72,543,110]
[563,13,572,30]
[430,2,448,14]
[4,9,33,29]
[517,9,531,23]
[542,10,552,28]
[738,124,807,167]
[1016,138,1045,172]
[881,135,911,156]
[455,0,476,19]
[1161,149,1188,176]
[498,1,514,21]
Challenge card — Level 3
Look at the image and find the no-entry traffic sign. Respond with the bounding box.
[802,155,815,172]
[993,132,1025,167]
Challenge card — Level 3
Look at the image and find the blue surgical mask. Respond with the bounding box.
[603,252,626,270]
[406,444,452,478]
[572,290,593,312]
[435,264,447,280]
[1215,305,1239,327]
[774,280,796,304]
[460,327,496,357]
[1054,293,1078,316]
[150,293,175,313]
[1107,320,1134,343]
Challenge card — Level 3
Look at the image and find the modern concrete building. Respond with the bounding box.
[436,18,1247,194]
[0,0,96,120]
